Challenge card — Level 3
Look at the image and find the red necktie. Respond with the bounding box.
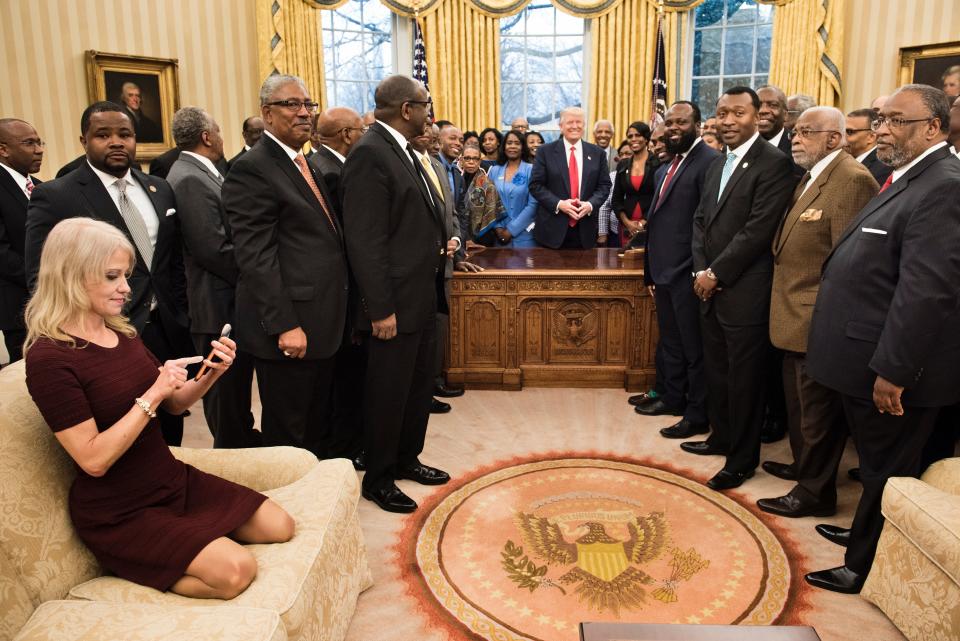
[294,154,338,235]
[655,155,682,210]
[878,174,893,193]
[568,146,579,227]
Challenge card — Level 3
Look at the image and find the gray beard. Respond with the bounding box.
[876,145,909,168]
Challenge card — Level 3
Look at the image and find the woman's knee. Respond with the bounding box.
[276,509,295,542]
[218,550,258,598]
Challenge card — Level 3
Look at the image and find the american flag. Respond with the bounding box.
[413,20,433,118]
[649,12,667,129]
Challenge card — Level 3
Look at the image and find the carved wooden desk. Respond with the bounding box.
[447,248,656,391]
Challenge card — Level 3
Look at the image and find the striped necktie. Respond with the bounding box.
[114,178,154,270]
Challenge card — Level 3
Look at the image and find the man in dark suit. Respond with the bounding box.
[55,155,85,178]
[756,107,878,519]
[683,86,798,490]
[844,108,894,185]
[118,82,163,143]
[0,118,43,363]
[341,75,453,513]
[226,117,264,170]
[222,75,347,459]
[642,101,719,438]
[436,122,467,239]
[166,107,259,449]
[758,85,804,179]
[530,106,612,249]
[25,101,193,444]
[308,106,363,217]
[804,85,960,594]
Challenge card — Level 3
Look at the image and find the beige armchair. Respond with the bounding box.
[861,457,960,641]
[0,361,372,641]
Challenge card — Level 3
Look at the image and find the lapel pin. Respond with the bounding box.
[148,185,157,192]
[742,163,749,169]
[587,156,592,160]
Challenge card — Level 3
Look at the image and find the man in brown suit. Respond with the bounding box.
[757,107,878,518]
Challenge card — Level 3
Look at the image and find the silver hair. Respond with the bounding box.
[171,107,213,149]
[893,84,951,133]
[559,106,585,123]
[788,94,817,113]
[259,74,307,107]
[801,106,846,144]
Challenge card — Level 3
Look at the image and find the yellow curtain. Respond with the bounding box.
[589,0,679,139]
[419,0,502,132]
[763,0,844,106]
[255,0,329,108]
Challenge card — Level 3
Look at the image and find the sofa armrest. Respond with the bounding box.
[881,476,960,585]
[14,601,286,641]
[169,446,318,492]
[920,457,960,495]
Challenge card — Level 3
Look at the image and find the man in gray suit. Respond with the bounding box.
[166,107,258,448]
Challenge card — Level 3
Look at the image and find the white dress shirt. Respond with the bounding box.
[263,130,300,165]
[890,141,949,184]
[798,148,843,198]
[727,130,762,164]
[768,128,785,149]
[181,151,222,181]
[562,137,584,199]
[0,162,31,198]
[87,161,159,247]
[855,147,877,163]
[321,144,346,164]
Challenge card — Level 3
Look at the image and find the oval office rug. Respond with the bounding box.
[401,455,794,641]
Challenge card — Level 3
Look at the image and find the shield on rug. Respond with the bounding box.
[404,456,793,641]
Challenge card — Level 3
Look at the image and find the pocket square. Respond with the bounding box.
[165,208,176,217]
[861,227,887,235]
[799,209,822,222]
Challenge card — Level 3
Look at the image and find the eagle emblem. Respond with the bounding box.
[509,511,666,615]
[552,302,597,347]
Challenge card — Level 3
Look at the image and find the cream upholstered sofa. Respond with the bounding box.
[0,360,372,641]
[861,458,960,641]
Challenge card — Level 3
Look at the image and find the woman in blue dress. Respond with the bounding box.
[487,129,539,247]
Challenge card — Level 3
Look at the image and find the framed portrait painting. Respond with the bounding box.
[86,51,180,161]
[898,40,960,93]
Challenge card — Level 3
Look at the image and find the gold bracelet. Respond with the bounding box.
[134,397,157,418]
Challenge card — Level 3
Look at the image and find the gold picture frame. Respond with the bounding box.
[85,50,180,162]
[898,40,960,91]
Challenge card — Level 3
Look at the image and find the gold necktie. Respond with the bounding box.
[419,154,444,203]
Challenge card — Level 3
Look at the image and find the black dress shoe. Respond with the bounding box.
[757,494,836,518]
[848,468,861,482]
[397,463,450,485]
[352,452,366,471]
[430,398,451,414]
[434,383,465,398]
[805,566,864,594]
[660,419,710,439]
[362,484,417,513]
[634,399,683,416]
[680,440,727,456]
[706,469,755,490]
[815,524,851,547]
[761,460,797,481]
[628,392,658,407]
[760,417,787,443]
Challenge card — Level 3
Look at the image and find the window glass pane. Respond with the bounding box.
[755,30,771,72]
[723,26,756,75]
[754,74,768,88]
[526,83,555,125]
[722,75,751,91]
[556,83,582,110]
[501,13,525,36]
[692,78,720,117]
[693,29,722,77]
[757,3,774,23]
[727,0,759,26]
[525,6,557,36]
[322,0,393,114]
[555,37,583,82]
[555,8,585,35]
[695,0,725,28]
[501,83,525,128]
[501,41,526,82]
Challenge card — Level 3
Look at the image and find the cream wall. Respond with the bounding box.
[0,0,260,180]
[842,0,959,112]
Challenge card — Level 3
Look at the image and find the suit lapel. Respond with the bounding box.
[715,139,764,214]
[372,124,444,229]
[657,141,703,209]
[0,168,28,207]
[132,169,168,272]
[555,142,572,198]
[75,164,149,272]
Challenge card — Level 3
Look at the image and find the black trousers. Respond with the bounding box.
[191,333,258,449]
[330,331,367,459]
[923,402,960,469]
[701,306,768,474]
[765,345,788,422]
[363,315,437,492]
[653,280,707,423]
[561,224,583,248]
[782,353,847,505]
[254,356,335,458]
[2,327,25,364]
[141,318,186,446]
[842,394,939,574]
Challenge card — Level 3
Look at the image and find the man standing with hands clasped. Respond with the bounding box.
[341,75,456,513]
[803,85,960,594]
[530,106,611,249]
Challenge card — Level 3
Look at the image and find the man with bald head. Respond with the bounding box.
[871,95,888,113]
[342,74,452,513]
[756,106,878,519]
[308,106,364,216]
[0,118,43,363]
[223,74,347,459]
[226,116,264,170]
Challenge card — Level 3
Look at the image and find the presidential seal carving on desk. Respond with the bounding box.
[552,302,597,347]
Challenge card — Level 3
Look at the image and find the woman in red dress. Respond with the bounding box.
[611,121,657,246]
[24,218,294,599]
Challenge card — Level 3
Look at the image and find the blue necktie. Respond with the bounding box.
[717,152,738,202]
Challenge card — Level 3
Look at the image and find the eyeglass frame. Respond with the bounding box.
[403,99,433,108]
[15,138,45,148]
[844,127,873,136]
[787,128,841,140]
[871,115,934,131]
[264,99,320,113]
[338,126,368,136]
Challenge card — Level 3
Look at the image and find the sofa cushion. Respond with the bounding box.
[881,476,960,585]
[1,546,35,641]
[14,601,286,641]
[919,457,960,495]
[70,459,372,641]
[0,362,99,606]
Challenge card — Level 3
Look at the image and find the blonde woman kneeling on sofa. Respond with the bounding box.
[23,217,294,599]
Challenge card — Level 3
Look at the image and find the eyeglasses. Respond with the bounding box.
[871,116,932,131]
[404,99,433,108]
[845,127,872,136]
[18,138,45,148]
[460,156,481,162]
[265,100,319,113]
[788,128,840,140]
[339,126,368,135]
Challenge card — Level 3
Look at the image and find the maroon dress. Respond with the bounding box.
[25,333,267,591]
